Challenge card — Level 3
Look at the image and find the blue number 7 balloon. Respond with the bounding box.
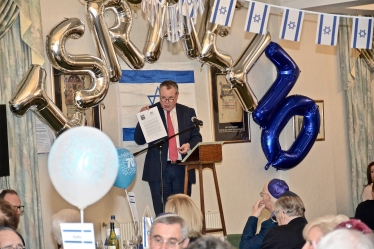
[252,42,320,170]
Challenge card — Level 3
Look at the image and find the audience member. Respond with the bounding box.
[165,194,203,243]
[186,236,234,249]
[301,214,349,249]
[261,194,307,249]
[0,189,23,218]
[52,209,80,249]
[148,213,190,249]
[0,226,25,248]
[362,162,374,201]
[240,179,289,249]
[316,229,374,249]
[335,218,373,234]
[355,183,374,229]
[0,199,20,230]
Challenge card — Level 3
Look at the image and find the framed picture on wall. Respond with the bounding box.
[294,100,325,141]
[52,68,102,130]
[209,67,251,143]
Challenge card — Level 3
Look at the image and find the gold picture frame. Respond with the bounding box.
[52,68,102,130]
[209,67,251,143]
[294,100,325,141]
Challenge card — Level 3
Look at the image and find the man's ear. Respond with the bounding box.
[182,238,190,248]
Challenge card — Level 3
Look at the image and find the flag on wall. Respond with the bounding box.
[279,8,304,42]
[119,63,196,149]
[210,0,237,27]
[244,1,270,34]
[350,17,373,49]
[315,14,339,46]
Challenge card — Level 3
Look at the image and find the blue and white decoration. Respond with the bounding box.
[279,8,304,42]
[351,17,373,49]
[244,1,270,34]
[113,147,137,189]
[316,14,340,46]
[119,62,196,149]
[210,0,237,27]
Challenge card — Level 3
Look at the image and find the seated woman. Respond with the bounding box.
[261,194,307,249]
[52,209,81,249]
[0,199,19,230]
[165,194,203,243]
[361,162,374,201]
[301,214,349,249]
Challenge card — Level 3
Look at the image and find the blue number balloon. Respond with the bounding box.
[113,147,137,189]
[253,42,320,170]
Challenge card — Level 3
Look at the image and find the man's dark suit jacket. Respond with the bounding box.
[134,102,202,183]
[260,217,307,249]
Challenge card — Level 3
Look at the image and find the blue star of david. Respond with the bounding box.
[323,26,331,35]
[253,14,261,23]
[147,86,160,105]
[288,21,296,29]
[359,29,367,38]
[219,6,227,15]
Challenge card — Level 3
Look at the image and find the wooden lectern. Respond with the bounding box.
[179,142,226,236]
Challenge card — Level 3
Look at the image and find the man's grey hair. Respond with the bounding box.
[150,213,188,240]
[186,236,234,249]
[316,229,374,249]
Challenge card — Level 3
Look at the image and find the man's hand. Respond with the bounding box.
[140,106,150,112]
[178,143,190,155]
[251,199,265,218]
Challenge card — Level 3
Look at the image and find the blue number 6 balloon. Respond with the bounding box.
[252,42,320,170]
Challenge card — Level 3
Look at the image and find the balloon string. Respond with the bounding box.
[80,208,84,223]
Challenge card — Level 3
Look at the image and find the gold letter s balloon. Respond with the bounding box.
[9,65,86,136]
[46,18,110,109]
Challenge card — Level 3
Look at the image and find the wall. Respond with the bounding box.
[37,0,353,247]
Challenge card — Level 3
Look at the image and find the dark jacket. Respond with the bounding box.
[260,217,307,249]
[355,200,374,230]
[240,216,278,249]
[134,102,202,183]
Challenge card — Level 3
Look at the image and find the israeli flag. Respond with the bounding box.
[210,0,237,27]
[119,63,196,149]
[315,14,339,46]
[279,8,304,42]
[244,1,270,34]
[350,17,373,49]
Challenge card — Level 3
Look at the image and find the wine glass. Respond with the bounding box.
[95,240,103,249]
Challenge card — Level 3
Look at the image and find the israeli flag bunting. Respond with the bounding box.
[350,17,373,49]
[244,1,270,34]
[279,8,304,42]
[210,0,237,27]
[315,14,339,46]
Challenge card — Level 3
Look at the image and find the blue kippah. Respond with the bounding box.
[268,179,289,199]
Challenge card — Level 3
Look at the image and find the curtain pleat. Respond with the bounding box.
[0,0,19,39]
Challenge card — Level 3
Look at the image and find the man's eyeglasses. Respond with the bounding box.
[0,246,25,249]
[13,205,24,212]
[151,236,185,248]
[160,97,176,102]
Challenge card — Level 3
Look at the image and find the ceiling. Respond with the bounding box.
[280,0,374,15]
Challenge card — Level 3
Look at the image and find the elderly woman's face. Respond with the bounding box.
[0,230,23,248]
[302,226,323,249]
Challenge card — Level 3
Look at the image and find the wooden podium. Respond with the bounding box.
[179,142,226,236]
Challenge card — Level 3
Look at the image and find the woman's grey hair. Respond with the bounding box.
[186,236,234,249]
[150,213,188,240]
[316,229,374,249]
[302,214,349,239]
[275,195,305,217]
[52,209,80,245]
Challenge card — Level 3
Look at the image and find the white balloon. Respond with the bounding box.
[48,126,119,209]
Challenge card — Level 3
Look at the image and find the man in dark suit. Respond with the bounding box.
[134,80,202,215]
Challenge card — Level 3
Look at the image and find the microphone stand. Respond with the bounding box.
[133,123,201,213]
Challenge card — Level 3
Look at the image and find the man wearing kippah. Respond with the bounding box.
[239,179,289,249]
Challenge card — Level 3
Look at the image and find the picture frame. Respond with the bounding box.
[52,68,102,130]
[294,100,325,141]
[209,67,251,143]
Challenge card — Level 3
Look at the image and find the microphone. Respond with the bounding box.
[191,117,203,126]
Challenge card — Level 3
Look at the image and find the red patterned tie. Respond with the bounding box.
[167,111,178,162]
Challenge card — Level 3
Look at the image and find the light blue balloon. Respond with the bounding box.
[114,147,137,189]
